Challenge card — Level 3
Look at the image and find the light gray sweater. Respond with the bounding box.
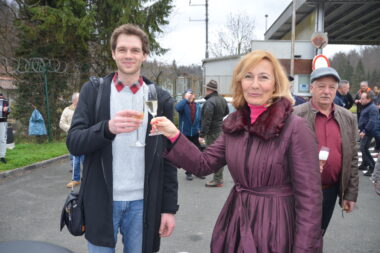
[110,83,148,201]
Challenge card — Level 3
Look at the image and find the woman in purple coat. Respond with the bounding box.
[152,50,323,253]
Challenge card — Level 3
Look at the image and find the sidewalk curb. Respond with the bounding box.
[0,154,70,181]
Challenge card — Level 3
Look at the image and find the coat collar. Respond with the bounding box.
[205,91,218,100]
[223,98,293,140]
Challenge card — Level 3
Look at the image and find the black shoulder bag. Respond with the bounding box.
[60,76,104,236]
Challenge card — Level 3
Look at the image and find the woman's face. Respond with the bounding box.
[241,59,275,106]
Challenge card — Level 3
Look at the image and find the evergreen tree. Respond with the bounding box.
[13,0,94,138]
[89,0,173,75]
[12,0,173,140]
[353,60,366,92]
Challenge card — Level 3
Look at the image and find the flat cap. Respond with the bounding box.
[310,67,341,83]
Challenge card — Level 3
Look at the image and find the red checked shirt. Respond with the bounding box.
[312,102,342,185]
[113,72,143,93]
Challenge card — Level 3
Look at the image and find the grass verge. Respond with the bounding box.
[0,141,68,172]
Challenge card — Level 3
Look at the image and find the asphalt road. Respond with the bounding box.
[0,158,379,253]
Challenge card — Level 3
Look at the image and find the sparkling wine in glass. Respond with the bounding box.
[130,85,145,147]
[132,111,145,147]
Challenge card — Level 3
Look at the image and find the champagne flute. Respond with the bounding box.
[145,85,161,136]
[130,85,145,147]
[132,110,145,147]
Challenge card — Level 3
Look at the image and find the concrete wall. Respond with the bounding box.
[203,56,241,96]
[251,40,315,60]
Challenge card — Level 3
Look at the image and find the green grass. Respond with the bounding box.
[0,141,68,172]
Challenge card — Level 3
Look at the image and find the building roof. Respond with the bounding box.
[202,54,243,65]
[265,0,380,45]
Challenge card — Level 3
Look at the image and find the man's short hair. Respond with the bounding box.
[110,24,150,55]
[72,92,80,103]
[338,80,349,88]
[361,91,373,101]
[360,81,369,86]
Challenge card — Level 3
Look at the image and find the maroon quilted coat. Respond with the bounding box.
[165,98,323,253]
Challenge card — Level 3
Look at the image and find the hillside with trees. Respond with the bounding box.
[330,46,380,93]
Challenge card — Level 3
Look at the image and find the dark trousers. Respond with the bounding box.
[184,135,200,176]
[375,138,380,151]
[322,184,339,235]
[360,135,375,168]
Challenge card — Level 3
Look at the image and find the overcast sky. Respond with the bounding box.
[151,0,358,66]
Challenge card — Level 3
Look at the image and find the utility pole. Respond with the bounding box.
[316,1,325,55]
[189,0,209,59]
[265,14,268,32]
[290,0,296,77]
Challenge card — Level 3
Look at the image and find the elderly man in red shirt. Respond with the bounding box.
[294,67,359,235]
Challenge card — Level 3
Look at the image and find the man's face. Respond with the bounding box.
[184,92,195,102]
[339,83,350,95]
[112,34,147,76]
[310,76,338,107]
[360,93,371,106]
[360,82,368,91]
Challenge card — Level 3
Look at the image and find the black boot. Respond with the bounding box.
[358,164,367,171]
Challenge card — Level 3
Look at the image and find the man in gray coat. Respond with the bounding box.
[293,67,359,235]
[199,80,229,187]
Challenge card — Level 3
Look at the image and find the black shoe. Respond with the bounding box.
[358,164,368,171]
[0,158,6,164]
[364,166,374,176]
[186,174,193,181]
[197,176,206,179]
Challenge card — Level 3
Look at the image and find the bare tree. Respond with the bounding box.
[210,12,255,57]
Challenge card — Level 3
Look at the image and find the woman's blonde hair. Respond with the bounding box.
[231,50,294,109]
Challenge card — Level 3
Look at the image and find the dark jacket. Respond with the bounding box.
[199,92,229,138]
[358,102,380,136]
[293,102,359,204]
[166,98,323,252]
[293,94,306,106]
[175,99,201,137]
[334,91,354,110]
[67,73,178,252]
[355,89,374,114]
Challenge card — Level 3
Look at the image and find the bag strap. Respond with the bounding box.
[89,76,104,122]
[76,77,104,199]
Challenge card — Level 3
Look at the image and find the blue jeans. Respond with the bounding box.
[71,154,84,181]
[88,200,144,253]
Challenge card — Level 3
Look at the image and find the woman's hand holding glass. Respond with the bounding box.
[150,116,180,139]
[108,109,143,135]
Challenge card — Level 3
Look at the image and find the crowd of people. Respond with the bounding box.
[50,23,378,252]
